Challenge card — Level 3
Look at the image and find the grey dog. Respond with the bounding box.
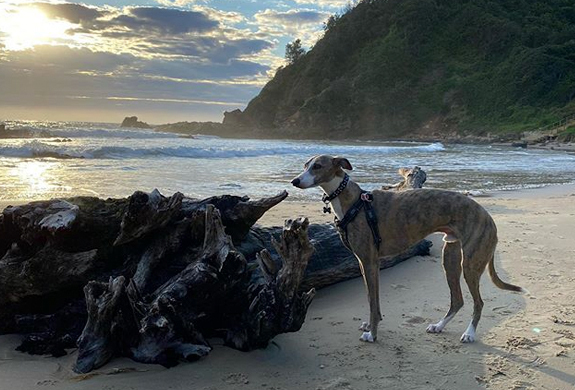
[291,155,524,343]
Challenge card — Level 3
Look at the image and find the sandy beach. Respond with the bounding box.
[1,185,575,390]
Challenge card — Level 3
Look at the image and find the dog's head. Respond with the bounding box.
[291,155,352,189]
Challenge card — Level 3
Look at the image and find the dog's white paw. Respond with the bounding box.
[426,323,443,333]
[460,323,476,343]
[358,322,370,332]
[359,331,375,343]
[460,333,475,343]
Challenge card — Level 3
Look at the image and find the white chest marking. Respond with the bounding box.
[330,197,344,220]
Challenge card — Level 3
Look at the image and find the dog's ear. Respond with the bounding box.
[333,157,352,170]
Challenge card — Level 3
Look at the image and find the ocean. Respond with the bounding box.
[1,120,575,202]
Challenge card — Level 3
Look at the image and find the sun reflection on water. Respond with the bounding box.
[2,160,72,200]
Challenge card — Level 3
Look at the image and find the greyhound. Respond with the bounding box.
[291,155,523,343]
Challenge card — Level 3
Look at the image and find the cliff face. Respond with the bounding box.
[227,0,575,138]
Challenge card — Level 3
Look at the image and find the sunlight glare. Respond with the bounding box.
[1,7,73,50]
[8,160,69,199]
[14,160,52,197]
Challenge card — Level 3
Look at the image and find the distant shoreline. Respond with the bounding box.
[3,119,574,152]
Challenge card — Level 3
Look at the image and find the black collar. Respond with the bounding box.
[321,174,349,213]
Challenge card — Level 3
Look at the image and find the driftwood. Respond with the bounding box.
[0,172,432,371]
[382,166,427,191]
[247,224,431,291]
[76,207,316,372]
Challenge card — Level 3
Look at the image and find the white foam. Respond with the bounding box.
[0,141,446,160]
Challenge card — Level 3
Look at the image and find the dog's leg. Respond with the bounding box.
[356,260,371,332]
[461,255,486,343]
[427,241,464,333]
[358,256,381,343]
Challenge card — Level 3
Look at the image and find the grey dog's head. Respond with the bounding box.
[291,155,352,189]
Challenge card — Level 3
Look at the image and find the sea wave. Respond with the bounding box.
[0,141,445,160]
[48,128,177,139]
[6,125,177,140]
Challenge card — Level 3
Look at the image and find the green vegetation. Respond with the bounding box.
[236,0,575,138]
[285,39,306,64]
[557,124,575,142]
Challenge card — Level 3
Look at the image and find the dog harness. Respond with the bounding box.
[335,192,382,250]
[322,174,382,250]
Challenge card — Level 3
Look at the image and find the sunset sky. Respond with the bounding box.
[0,0,349,124]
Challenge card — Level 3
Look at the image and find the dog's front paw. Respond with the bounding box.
[359,331,375,343]
[358,322,370,332]
[460,333,475,343]
[426,323,443,333]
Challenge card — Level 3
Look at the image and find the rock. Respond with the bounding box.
[120,116,151,129]
[0,124,53,139]
[223,109,249,127]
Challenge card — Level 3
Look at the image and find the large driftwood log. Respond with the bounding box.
[247,224,431,291]
[235,218,316,350]
[73,206,316,372]
[0,176,432,371]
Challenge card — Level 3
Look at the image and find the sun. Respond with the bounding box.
[0,7,73,50]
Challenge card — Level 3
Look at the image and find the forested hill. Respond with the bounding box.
[225,0,575,139]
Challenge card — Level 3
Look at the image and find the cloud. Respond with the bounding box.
[156,0,202,7]
[110,7,219,35]
[292,0,355,8]
[0,1,333,121]
[137,37,273,63]
[192,5,245,25]
[136,57,269,81]
[255,8,328,27]
[0,45,268,106]
[253,8,329,46]
[30,2,105,26]
[31,5,219,37]
[4,45,135,72]
[12,3,273,64]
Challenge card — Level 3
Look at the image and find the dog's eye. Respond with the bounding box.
[312,163,321,170]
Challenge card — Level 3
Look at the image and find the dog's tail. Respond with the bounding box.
[488,255,526,293]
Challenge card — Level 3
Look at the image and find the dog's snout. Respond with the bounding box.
[291,178,301,187]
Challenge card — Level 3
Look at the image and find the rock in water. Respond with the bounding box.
[120,116,151,129]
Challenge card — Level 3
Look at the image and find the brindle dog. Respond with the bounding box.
[291,155,523,343]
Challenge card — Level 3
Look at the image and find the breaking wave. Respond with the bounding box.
[0,141,445,160]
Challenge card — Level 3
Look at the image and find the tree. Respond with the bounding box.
[285,39,306,64]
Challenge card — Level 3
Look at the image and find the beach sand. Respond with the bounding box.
[1,186,575,390]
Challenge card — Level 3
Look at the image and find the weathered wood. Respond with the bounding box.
[182,190,288,241]
[249,224,432,291]
[75,276,128,373]
[114,190,184,245]
[14,299,86,357]
[74,206,317,370]
[228,218,316,350]
[382,166,427,191]
[128,205,238,367]
[131,221,191,294]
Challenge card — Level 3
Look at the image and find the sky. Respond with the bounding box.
[0,0,352,124]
